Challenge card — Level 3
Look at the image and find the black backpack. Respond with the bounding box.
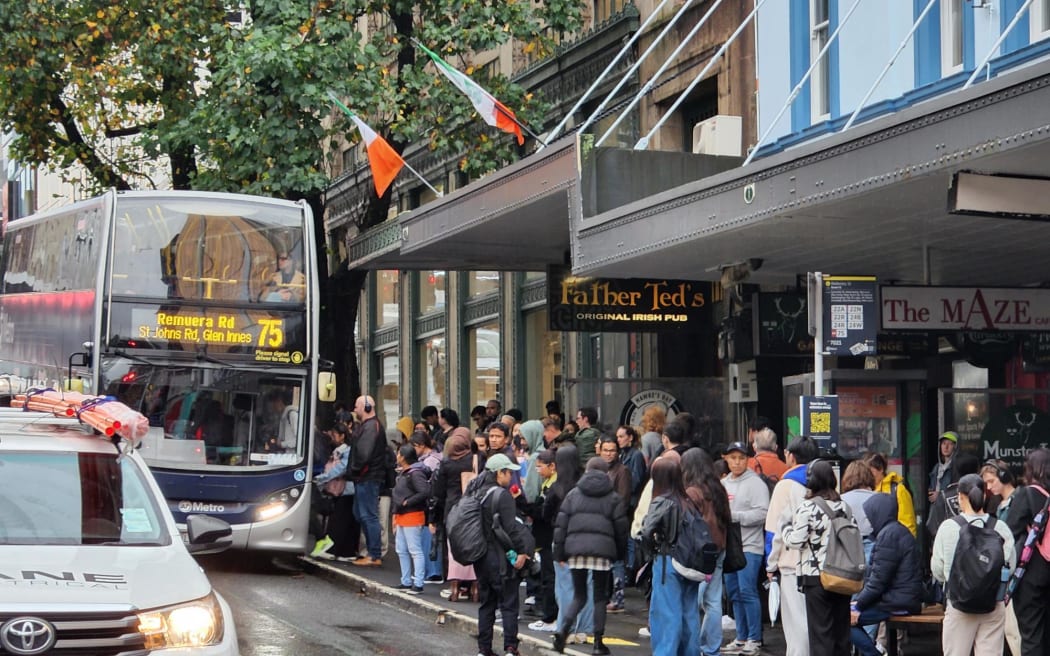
[446,486,501,565]
[947,515,1005,614]
[670,504,719,581]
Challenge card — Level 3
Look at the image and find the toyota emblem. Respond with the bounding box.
[1,617,56,655]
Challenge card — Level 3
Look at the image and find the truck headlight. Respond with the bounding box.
[138,593,224,649]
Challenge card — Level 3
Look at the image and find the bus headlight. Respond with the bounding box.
[255,485,303,521]
[138,593,224,649]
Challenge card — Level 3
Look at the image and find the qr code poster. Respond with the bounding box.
[802,395,840,454]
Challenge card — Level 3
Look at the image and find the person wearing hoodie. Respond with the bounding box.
[926,452,981,540]
[765,435,819,656]
[546,445,594,645]
[721,441,770,655]
[848,494,923,656]
[863,452,917,537]
[520,420,547,503]
[392,445,431,594]
[552,457,629,655]
[524,449,560,633]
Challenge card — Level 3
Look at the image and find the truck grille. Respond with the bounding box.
[0,611,147,656]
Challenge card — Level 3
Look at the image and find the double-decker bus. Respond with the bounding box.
[0,190,333,553]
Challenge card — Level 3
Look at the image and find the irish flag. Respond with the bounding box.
[327,91,405,197]
[416,42,525,145]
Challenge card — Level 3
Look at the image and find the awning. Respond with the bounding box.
[574,63,1050,287]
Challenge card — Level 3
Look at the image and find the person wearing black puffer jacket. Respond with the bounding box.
[848,493,923,656]
[552,457,628,655]
[392,445,431,593]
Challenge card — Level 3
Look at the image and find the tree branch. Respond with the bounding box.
[51,93,131,190]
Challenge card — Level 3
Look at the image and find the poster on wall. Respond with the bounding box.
[618,388,684,428]
[836,386,898,460]
[980,404,1050,462]
[802,395,839,454]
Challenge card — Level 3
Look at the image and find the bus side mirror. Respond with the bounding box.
[318,372,337,403]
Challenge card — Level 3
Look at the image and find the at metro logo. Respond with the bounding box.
[881,286,1050,332]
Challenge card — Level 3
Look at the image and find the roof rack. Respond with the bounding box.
[0,407,90,428]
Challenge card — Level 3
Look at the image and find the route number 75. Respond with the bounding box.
[257,319,284,348]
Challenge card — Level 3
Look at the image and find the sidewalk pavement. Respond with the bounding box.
[301,554,941,655]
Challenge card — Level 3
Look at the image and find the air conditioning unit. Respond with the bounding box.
[729,359,758,403]
[692,115,742,156]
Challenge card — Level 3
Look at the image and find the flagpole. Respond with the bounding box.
[326,91,442,198]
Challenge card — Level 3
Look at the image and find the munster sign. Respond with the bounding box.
[882,286,1050,332]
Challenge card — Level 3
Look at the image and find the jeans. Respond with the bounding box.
[650,555,700,656]
[555,561,593,634]
[850,608,890,656]
[475,548,520,653]
[724,552,763,642]
[395,524,425,588]
[421,526,443,579]
[611,560,625,608]
[698,553,724,656]
[353,480,382,559]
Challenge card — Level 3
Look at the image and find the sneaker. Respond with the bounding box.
[425,576,445,584]
[721,615,736,630]
[638,627,651,638]
[722,640,747,654]
[310,536,334,557]
[440,588,453,599]
[334,555,359,563]
[396,584,413,591]
[606,601,625,613]
[503,646,521,656]
[523,595,536,605]
[528,620,558,632]
[314,552,336,560]
[351,557,382,567]
[739,640,762,655]
[407,586,424,595]
[567,633,588,644]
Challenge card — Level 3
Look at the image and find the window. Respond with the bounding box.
[941,0,965,76]
[419,271,446,314]
[374,270,399,327]
[341,147,358,175]
[468,322,500,407]
[594,0,626,24]
[810,0,831,121]
[523,310,561,418]
[418,336,445,409]
[468,271,499,298]
[1033,0,1050,40]
[377,350,400,430]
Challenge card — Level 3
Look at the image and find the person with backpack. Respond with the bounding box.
[848,493,923,656]
[392,444,431,594]
[551,457,628,655]
[1005,447,1050,656]
[347,394,386,567]
[640,457,715,656]
[720,441,770,655]
[927,452,981,540]
[765,435,819,656]
[932,473,1015,656]
[748,426,787,484]
[463,453,535,656]
[980,459,1021,656]
[783,460,860,656]
[429,427,483,602]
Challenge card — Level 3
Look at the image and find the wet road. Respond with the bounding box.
[203,554,480,655]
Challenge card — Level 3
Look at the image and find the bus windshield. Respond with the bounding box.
[110,196,306,304]
[100,358,305,469]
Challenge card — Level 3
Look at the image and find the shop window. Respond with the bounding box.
[377,350,400,430]
[469,271,500,298]
[524,310,561,418]
[419,270,446,314]
[468,322,500,407]
[374,270,399,327]
[418,336,445,409]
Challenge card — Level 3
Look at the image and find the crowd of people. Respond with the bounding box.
[309,397,1050,656]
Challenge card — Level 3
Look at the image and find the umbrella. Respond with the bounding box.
[768,580,781,626]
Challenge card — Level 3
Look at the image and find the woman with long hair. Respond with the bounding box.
[933,474,1014,655]
[310,421,359,561]
[783,460,854,656]
[1006,447,1050,656]
[639,407,666,467]
[641,457,703,656]
[682,448,731,656]
[545,445,593,645]
[429,427,484,601]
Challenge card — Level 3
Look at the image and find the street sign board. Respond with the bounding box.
[822,276,878,356]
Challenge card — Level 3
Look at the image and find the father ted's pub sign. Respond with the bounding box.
[548,267,708,332]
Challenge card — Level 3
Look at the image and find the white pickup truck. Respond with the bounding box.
[0,409,239,655]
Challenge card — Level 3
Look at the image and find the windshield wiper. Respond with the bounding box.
[113,350,153,366]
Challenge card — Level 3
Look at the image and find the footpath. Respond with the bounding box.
[301,553,944,655]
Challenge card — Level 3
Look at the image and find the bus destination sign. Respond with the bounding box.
[126,306,306,363]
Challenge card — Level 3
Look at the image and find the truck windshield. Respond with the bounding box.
[0,452,169,546]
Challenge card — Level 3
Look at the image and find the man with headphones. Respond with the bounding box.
[348,394,386,566]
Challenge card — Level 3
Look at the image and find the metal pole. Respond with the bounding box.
[594,0,728,148]
[542,0,675,148]
[814,271,825,396]
[964,0,1035,89]
[573,0,712,145]
[742,0,865,167]
[842,0,937,132]
[635,0,768,150]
